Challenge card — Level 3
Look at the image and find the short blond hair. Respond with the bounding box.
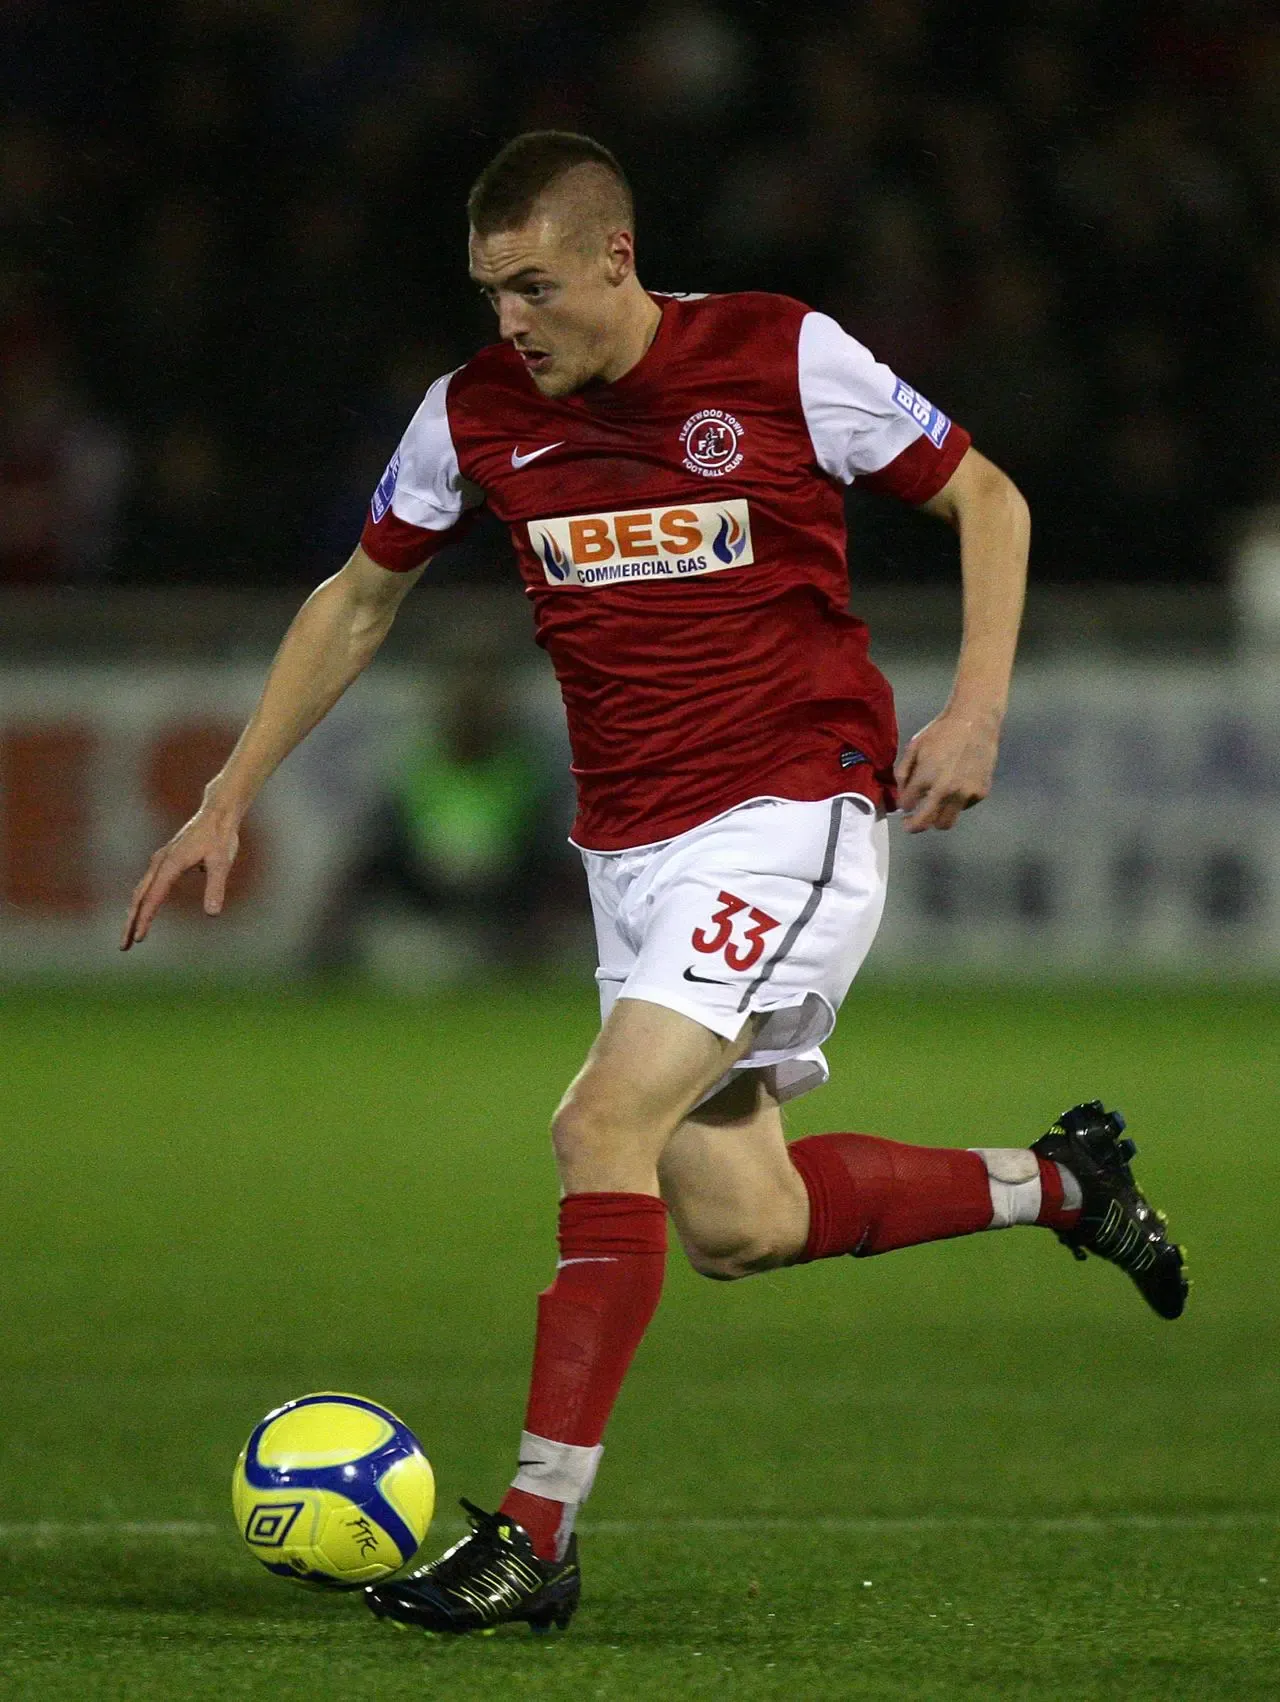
[467,131,634,238]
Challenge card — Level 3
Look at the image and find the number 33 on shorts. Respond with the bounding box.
[691,890,780,972]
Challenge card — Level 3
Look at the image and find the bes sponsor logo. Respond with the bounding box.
[679,409,744,477]
[370,449,400,522]
[891,380,951,449]
[529,499,752,587]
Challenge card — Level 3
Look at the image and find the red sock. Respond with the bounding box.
[1034,1155,1081,1231]
[500,1192,666,1560]
[789,1132,995,1260]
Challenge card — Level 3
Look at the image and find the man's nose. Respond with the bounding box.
[498,297,530,343]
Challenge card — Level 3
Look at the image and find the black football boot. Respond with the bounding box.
[1032,1101,1188,1320]
[365,1499,580,1635]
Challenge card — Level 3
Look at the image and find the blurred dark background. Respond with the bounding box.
[3,0,1277,596]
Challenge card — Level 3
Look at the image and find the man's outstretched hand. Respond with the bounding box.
[895,707,1001,834]
[121,807,240,949]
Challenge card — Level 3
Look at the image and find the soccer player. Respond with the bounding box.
[122,132,1186,1636]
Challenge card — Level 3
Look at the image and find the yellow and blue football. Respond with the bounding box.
[231,1392,434,1588]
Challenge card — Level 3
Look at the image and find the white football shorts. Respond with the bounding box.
[581,794,889,1104]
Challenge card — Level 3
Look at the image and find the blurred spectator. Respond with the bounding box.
[1090,408,1207,584]
[116,194,231,411]
[121,416,241,583]
[827,191,952,379]
[944,255,1080,476]
[0,321,128,582]
[310,675,571,978]
[1206,246,1280,505]
[616,1,748,124]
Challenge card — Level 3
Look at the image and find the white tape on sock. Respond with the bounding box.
[970,1147,1042,1229]
[1059,1164,1083,1212]
[511,1431,604,1506]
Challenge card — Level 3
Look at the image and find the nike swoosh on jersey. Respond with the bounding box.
[511,442,565,468]
[681,967,738,986]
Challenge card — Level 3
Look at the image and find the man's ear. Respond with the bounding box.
[604,228,636,285]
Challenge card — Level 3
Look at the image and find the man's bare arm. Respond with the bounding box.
[122,545,424,948]
[894,446,1030,833]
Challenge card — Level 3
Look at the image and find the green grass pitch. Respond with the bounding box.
[1,979,1277,1700]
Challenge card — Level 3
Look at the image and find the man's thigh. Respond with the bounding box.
[552,996,763,1194]
[658,1071,809,1273]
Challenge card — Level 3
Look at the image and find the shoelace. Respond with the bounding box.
[420,1527,498,1586]
[423,1502,533,1592]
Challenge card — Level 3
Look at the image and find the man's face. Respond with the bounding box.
[469,214,629,398]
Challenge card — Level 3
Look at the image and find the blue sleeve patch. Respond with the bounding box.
[892,379,951,449]
[370,450,400,523]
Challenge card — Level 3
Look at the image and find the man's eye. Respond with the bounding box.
[524,286,548,302]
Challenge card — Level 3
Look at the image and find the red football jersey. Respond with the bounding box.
[360,292,969,850]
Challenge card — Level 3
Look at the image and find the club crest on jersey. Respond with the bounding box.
[679,409,744,477]
[529,499,753,587]
[891,380,951,449]
[370,449,400,523]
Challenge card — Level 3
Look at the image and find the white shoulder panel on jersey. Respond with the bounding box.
[383,368,481,532]
[798,311,940,484]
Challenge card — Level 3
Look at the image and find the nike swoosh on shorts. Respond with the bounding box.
[511,442,564,468]
[682,967,737,986]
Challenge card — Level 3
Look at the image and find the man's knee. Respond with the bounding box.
[550,1089,610,1171]
[550,1083,657,1190]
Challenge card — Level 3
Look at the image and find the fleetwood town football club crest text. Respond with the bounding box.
[679,409,745,476]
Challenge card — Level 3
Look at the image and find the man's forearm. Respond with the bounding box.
[121,548,420,949]
[203,569,399,823]
[944,461,1030,723]
[896,455,1029,832]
